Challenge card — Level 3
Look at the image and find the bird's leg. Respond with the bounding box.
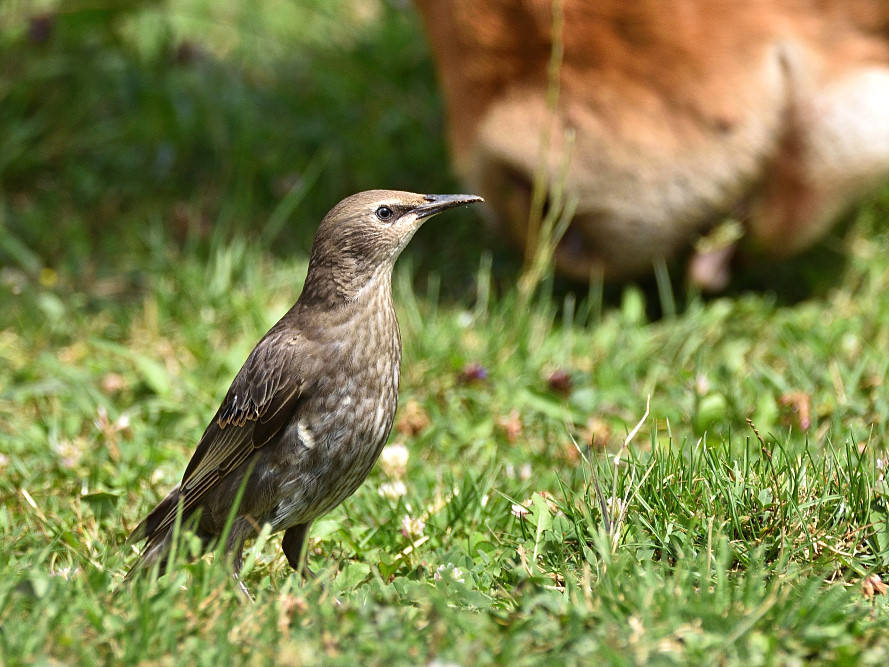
[282,522,316,580]
[225,521,255,602]
[284,522,342,606]
[234,574,254,603]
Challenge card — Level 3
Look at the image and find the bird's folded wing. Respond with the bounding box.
[146,329,307,540]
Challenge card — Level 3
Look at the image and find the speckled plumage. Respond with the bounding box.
[125,190,482,580]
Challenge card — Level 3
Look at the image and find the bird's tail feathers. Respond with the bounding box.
[124,485,195,581]
[125,484,182,546]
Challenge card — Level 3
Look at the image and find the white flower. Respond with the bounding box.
[115,412,131,430]
[401,515,425,540]
[511,503,529,519]
[694,374,710,395]
[54,439,83,468]
[378,480,407,501]
[434,562,465,583]
[379,443,409,479]
[50,567,77,580]
[456,311,473,328]
[605,496,626,516]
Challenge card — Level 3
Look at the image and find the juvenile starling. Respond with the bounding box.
[126,190,483,582]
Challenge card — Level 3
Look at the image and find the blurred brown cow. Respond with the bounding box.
[414,0,889,288]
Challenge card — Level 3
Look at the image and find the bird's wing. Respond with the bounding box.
[142,326,309,542]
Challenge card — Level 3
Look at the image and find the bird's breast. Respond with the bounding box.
[295,304,401,478]
[273,298,401,523]
[320,302,401,449]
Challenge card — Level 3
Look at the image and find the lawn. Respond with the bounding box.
[2,1,889,664]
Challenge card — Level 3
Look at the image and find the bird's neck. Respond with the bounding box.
[294,264,401,364]
[298,262,394,312]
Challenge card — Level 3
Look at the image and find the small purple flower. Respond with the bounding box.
[547,369,573,395]
[458,362,488,384]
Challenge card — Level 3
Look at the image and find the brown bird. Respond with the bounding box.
[125,190,483,585]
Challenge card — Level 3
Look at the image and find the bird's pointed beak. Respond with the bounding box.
[415,193,484,220]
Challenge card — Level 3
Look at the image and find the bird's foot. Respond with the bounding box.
[234,574,255,603]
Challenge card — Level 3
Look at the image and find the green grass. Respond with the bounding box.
[3,1,889,664]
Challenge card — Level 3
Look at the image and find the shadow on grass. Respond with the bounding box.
[0,0,496,298]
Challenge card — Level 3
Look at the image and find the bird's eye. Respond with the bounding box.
[375,206,394,222]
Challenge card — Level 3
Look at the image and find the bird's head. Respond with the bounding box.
[301,190,483,303]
